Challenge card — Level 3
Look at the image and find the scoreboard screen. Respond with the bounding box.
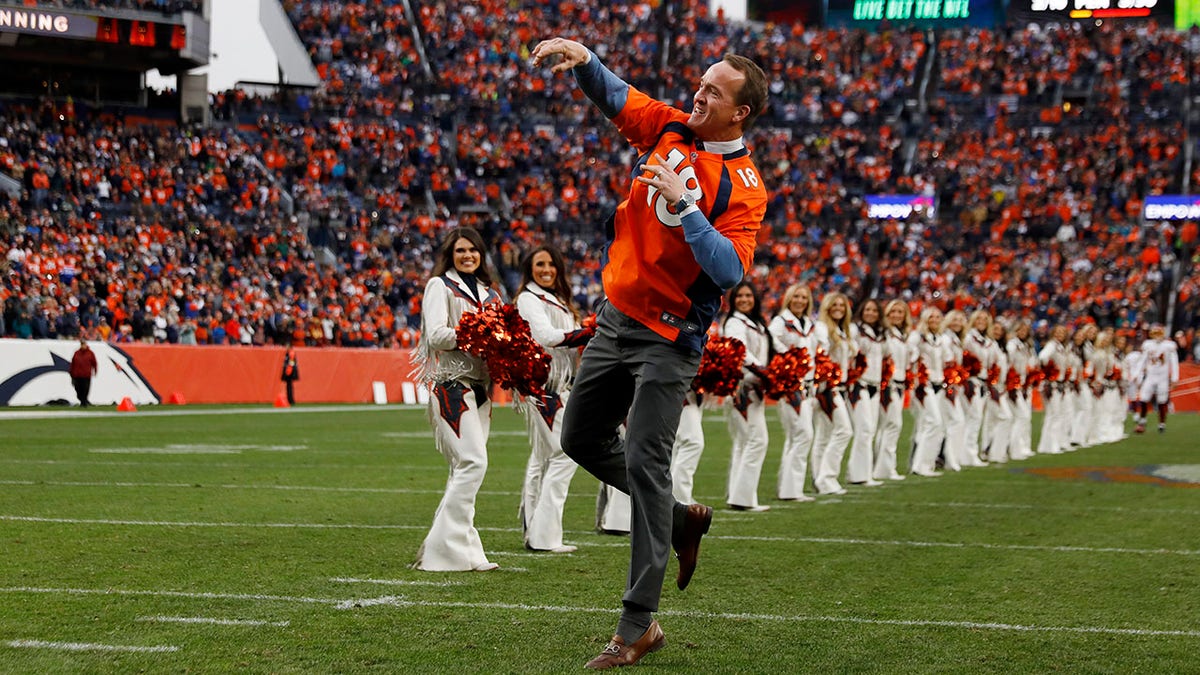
[1007,0,1175,23]
[826,0,1002,26]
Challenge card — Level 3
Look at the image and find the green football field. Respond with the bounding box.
[0,404,1197,673]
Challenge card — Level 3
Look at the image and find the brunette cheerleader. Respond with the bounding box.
[413,227,503,572]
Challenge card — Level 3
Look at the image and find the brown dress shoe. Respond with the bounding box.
[672,503,713,590]
[585,620,666,670]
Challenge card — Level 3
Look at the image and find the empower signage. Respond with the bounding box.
[1143,195,1200,221]
[865,194,936,220]
[0,7,99,40]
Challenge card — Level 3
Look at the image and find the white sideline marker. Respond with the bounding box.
[4,587,1194,638]
[137,616,290,627]
[5,639,178,653]
[0,479,520,497]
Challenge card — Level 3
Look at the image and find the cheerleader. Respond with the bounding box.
[767,284,818,502]
[1087,329,1123,444]
[847,298,887,486]
[908,307,948,477]
[723,282,771,511]
[873,299,911,481]
[1124,335,1146,431]
[940,310,968,471]
[1006,321,1035,460]
[1114,333,1138,435]
[413,227,503,572]
[1037,325,1072,455]
[982,321,1014,463]
[812,292,857,495]
[1068,324,1097,448]
[671,390,706,505]
[515,245,594,553]
[961,311,993,465]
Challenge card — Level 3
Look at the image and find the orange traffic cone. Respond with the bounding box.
[274,393,290,408]
[116,397,137,412]
[167,391,187,405]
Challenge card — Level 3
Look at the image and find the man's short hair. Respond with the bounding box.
[722,54,768,130]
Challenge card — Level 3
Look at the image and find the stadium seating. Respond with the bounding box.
[0,2,1195,357]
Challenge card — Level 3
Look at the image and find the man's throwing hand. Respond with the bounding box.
[530,38,590,73]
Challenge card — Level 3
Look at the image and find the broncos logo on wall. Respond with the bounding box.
[0,339,159,407]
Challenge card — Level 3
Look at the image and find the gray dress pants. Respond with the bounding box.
[562,302,701,612]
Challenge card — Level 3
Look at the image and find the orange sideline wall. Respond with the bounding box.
[120,344,1200,410]
[122,344,420,404]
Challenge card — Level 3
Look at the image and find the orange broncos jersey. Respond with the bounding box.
[603,86,767,351]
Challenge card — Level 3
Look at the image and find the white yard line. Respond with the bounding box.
[0,480,520,497]
[0,586,336,604]
[5,514,1194,556]
[329,577,462,588]
[833,498,1200,517]
[1,587,1194,639]
[136,616,290,627]
[705,534,1200,556]
[4,639,178,653]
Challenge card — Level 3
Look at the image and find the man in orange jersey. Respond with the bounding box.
[530,38,768,670]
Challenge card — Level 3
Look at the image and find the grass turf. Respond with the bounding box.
[0,404,1197,673]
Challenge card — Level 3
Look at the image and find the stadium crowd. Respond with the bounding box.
[1,0,1198,360]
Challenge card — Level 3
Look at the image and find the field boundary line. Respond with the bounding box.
[3,587,1195,638]
[4,639,178,653]
[0,405,424,421]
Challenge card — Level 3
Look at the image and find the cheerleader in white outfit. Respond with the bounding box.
[1124,337,1146,432]
[812,292,857,495]
[768,284,817,502]
[723,282,771,511]
[1005,321,1035,459]
[1087,330,1123,445]
[1069,324,1097,447]
[671,390,706,504]
[908,307,949,477]
[413,227,503,572]
[1037,325,1072,455]
[1114,333,1137,436]
[940,310,968,471]
[873,300,911,481]
[961,311,993,466]
[515,245,594,553]
[847,298,887,486]
[982,321,1014,462]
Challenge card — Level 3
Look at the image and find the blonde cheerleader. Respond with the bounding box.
[940,310,968,471]
[813,292,857,494]
[908,307,949,477]
[1005,321,1035,459]
[1037,325,1072,455]
[873,300,911,481]
[961,310,993,466]
[768,284,818,501]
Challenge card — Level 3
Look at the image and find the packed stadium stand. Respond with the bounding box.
[0,0,1198,360]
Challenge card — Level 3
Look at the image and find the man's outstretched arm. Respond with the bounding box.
[531,38,628,118]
